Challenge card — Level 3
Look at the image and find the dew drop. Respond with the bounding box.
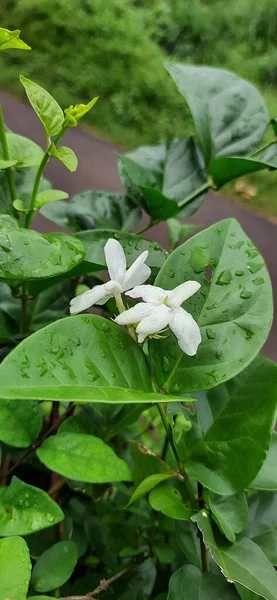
[235,269,244,276]
[240,288,252,299]
[102,322,109,332]
[168,269,175,279]
[206,328,216,340]
[253,277,264,286]
[216,269,232,286]
[215,350,222,359]
[247,261,263,274]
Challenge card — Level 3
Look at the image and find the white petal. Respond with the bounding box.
[122,250,150,291]
[169,307,201,356]
[114,302,154,325]
[70,283,111,314]
[136,304,171,343]
[127,284,167,305]
[167,281,201,309]
[104,238,126,284]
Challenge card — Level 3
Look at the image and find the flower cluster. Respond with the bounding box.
[70,238,201,356]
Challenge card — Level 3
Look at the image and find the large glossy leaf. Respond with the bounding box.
[1,133,44,168]
[0,536,31,600]
[31,541,78,592]
[183,357,277,494]
[119,137,208,220]
[251,433,277,490]
[150,219,273,394]
[76,229,168,269]
[149,484,194,520]
[245,491,277,566]
[209,156,277,188]
[20,75,64,137]
[0,477,64,536]
[166,63,268,165]
[0,400,42,447]
[167,565,239,599]
[193,511,277,600]
[41,190,141,232]
[208,492,248,542]
[0,217,85,280]
[38,432,132,483]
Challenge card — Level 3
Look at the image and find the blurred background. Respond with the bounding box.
[0,0,276,357]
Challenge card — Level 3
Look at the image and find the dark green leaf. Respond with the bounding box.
[0,27,31,51]
[20,75,64,137]
[0,170,13,215]
[208,492,248,542]
[0,218,85,280]
[131,441,173,488]
[245,491,277,566]
[176,520,201,568]
[251,433,277,491]
[30,280,76,331]
[193,511,277,600]
[37,432,132,483]
[166,63,268,165]
[167,219,199,250]
[209,156,277,188]
[1,133,44,168]
[31,541,78,592]
[41,190,141,232]
[236,585,262,599]
[0,536,31,599]
[184,357,277,494]
[154,545,175,564]
[0,400,42,447]
[76,229,167,270]
[149,484,194,520]
[0,477,64,536]
[150,219,273,393]
[167,564,239,599]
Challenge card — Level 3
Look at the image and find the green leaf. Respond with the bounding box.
[0,219,85,280]
[0,158,17,169]
[0,170,15,215]
[0,536,31,599]
[207,492,248,542]
[150,219,273,394]
[49,144,78,171]
[41,190,141,232]
[251,433,277,490]
[0,400,42,447]
[0,27,30,51]
[31,541,78,592]
[193,510,277,600]
[167,219,199,250]
[30,280,76,331]
[209,156,277,188]
[64,97,99,126]
[131,440,173,487]
[119,137,208,220]
[35,188,69,208]
[184,357,277,494]
[37,432,132,483]
[236,585,262,600]
[1,133,44,168]
[245,491,277,566]
[76,229,168,270]
[167,564,239,599]
[0,477,64,536]
[13,199,28,212]
[20,75,64,137]
[176,520,201,568]
[154,545,175,564]
[127,474,173,507]
[166,63,268,165]
[149,484,194,520]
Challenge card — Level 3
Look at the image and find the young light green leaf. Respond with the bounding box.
[0,477,64,536]
[2,133,44,168]
[185,357,277,494]
[37,432,132,483]
[150,219,273,394]
[245,491,277,566]
[64,97,99,126]
[127,474,173,507]
[35,188,69,208]
[49,144,78,171]
[166,63,268,165]
[207,492,248,542]
[0,536,31,600]
[0,400,42,447]
[0,27,30,51]
[251,433,277,490]
[0,158,17,169]
[41,190,141,232]
[167,219,199,250]
[149,484,194,520]
[20,75,64,137]
[131,440,173,487]
[13,199,28,212]
[167,564,239,599]
[31,541,78,592]
[193,511,277,600]
[209,156,277,188]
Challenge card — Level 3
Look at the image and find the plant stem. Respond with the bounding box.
[178,181,212,209]
[0,453,10,486]
[0,104,17,207]
[156,402,195,506]
[197,482,209,572]
[24,151,49,227]
[115,291,137,342]
[249,140,276,158]
[135,221,154,235]
[20,281,28,335]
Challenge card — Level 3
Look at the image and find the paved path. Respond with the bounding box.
[1,90,276,360]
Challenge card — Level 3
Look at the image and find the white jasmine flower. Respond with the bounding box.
[115,282,201,356]
[70,238,151,315]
